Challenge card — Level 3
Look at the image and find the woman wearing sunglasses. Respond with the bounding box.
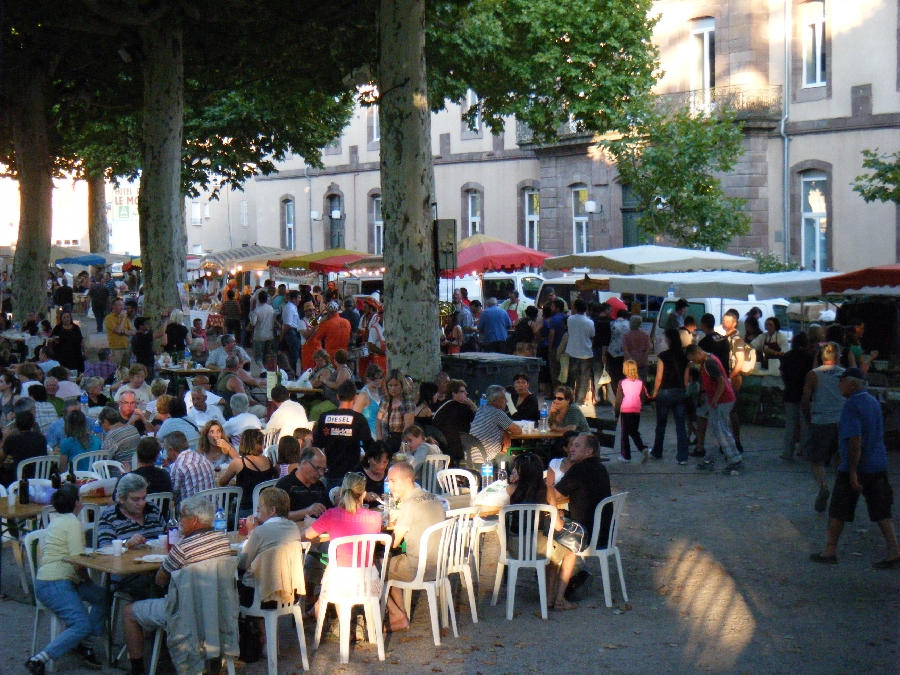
[548,385,591,434]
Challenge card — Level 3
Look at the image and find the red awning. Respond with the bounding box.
[440,234,550,278]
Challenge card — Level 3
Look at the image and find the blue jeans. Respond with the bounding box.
[653,388,689,462]
[284,329,300,374]
[34,578,107,660]
[707,401,740,462]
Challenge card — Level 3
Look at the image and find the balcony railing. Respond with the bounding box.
[515,84,783,146]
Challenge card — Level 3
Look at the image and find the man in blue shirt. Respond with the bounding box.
[546,299,568,386]
[810,368,899,569]
[477,297,512,353]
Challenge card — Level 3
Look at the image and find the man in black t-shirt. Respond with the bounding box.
[313,381,372,488]
[275,447,329,521]
[590,302,613,405]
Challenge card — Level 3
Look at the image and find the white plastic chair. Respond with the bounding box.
[262,427,280,449]
[196,486,243,531]
[437,469,478,508]
[69,449,110,473]
[92,459,126,480]
[72,470,102,481]
[445,507,480,624]
[315,533,392,664]
[420,454,451,494]
[264,443,279,466]
[240,540,310,673]
[251,479,279,516]
[381,518,457,646]
[17,455,59,481]
[577,492,629,608]
[146,492,174,520]
[491,504,558,620]
[24,530,63,671]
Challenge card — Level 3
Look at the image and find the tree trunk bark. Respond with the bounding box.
[87,173,109,253]
[137,18,186,323]
[11,69,53,321]
[379,0,441,382]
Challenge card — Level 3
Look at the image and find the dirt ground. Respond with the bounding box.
[2,404,899,675]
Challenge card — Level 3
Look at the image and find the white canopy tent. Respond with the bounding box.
[608,270,836,300]
[543,245,758,274]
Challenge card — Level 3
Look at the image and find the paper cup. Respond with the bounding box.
[156,535,168,551]
[111,540,124,556]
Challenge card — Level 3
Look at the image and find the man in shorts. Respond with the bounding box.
[384,462,445,631]
[810,368,899,569]
[802,342,844,512]
[122,495,231,675]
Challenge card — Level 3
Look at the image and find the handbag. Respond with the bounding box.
[553,516,586,554]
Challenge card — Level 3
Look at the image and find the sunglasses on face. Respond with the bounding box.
[554,396,566,401]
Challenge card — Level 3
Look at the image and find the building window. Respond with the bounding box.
[190,202,202,225]
[572,186,589,254]
[373,196,384,255]
[192,244,202,254]
[328,194,344,249]
[203,203,210,219]
[690,18,715,111]
[801,172,827,270]
[467,190,483,236]
[372,104,380,142]
[240,200,249,227]
[802,1,826,87]
[282,199,295,250]
[465,89,480,132]
[524,189,539,249]
[621,185,645,247]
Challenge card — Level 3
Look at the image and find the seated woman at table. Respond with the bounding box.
[548,385,591,434]
[25,484,106,674]
[81,377,109,408]
[276,435,302,478]
[546,431,579,486]
[307,349,334,389]
[143,379,170,416]
[413,381,438,428]
[114,365,153,406]
[504,451,566,566]
[303,472,383,616]
[312,348,352,405]
[0,371,21,421]
[218,428,278,518]
[58,409,102,474]
[356,442,390,504]
[197,419,238,472]
[507,372,540,422]
[403,425,443,482]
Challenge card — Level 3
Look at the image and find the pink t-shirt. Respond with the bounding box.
[310,506,382,566]
[619,378,646,413]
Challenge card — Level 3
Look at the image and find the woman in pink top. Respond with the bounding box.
[615,359,650,462]
[304,473,383,613]
[621,315,653,382]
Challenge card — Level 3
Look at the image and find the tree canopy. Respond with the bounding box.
[853,150,900,205]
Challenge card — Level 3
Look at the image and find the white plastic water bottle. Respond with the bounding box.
[167,516,182,549]
[79,390,89,414]
[184,345,191,366]
[481,462,494,485]
[213,507,227,532]
[539,403,549,432]
[479,393,487,407]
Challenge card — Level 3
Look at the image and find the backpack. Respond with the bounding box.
[727,333,756,374]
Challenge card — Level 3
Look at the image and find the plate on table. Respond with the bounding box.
[136,554,167,563]
[95,547,115,556]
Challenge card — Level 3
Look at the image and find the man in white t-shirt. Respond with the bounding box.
[249,290,276,368]
[265,384,310,440]
[186,386,227,428]
[222,393,262,441]
[565,298,595,406]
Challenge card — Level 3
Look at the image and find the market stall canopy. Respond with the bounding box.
[55,253,107,266]
[126,255,200,271]
[227,249,299,271]
[442,234,551,278]
[820,264,900,296]
[200,245,283,270]
[608,270,836,300]
[544,245,758,273]
[276,248,368,273]
[345,255,385,272]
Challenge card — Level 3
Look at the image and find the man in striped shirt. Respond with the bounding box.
[96,474,166,549]
[122,495,231,675]
[469,385,522,463]
[165,432,215,504]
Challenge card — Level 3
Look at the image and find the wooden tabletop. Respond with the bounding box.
[284,385,323,395]
[0,501,45,520]
[82,495,112,507]
[509,429,564,441]
[157,366,214,375]
[0,331,28,342]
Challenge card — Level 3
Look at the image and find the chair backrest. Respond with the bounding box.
[421,455,451,494]
[251,479,279,516]
[264,444,278,466]
[196,486,243,531]
[146,492,175,520]
[246,539,309,609]
[18,455,58,481]
[72,449,110,473]
[407,518,455,584]
[422,425,449,455]
[92,459,125,480]
[262,427,280,449]
[73,470,102,481]
[23,529,47,600]
[445,506,479,570]
[459,433,487,468]
[326,534,393,600]
[586,492,629,554]
[7,479,52,501]
[498,504,558,564]
[436,469,478,506]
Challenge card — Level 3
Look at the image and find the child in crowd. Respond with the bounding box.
[292,427,312,448]
[614,359,649,462]
[276,435,302,477]
[191,318,207,352]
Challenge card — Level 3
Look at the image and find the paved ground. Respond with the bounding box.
[2,361,898,673]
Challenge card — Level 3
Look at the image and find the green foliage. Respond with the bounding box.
[746,250,799,273]
[602,105,751,251]
[426,0,658,138]
[853,149,900,204]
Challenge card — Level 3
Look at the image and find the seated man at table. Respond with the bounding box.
[266,384,311,441]
[43,377,66,417]
[122,495,231,675]
[98,406,142,467]
[82,348,118,384]
[205,333,251,371]
[216,354,266,415]
[275,446,329,522]
[118,390,147,435]
[182,375,223,412]
[187,385,227,428]
[96,473,167,550]
[44,399,81,451]
[156,399,201,447]
[384,462,446,631]
[47,366,82,399]
[166,431,216,503]
[121,437,173,496]
[222,393,262,443]
[469,385,522,463]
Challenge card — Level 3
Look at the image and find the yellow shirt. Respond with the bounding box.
[105,312,133,350]
[36,513,84,583]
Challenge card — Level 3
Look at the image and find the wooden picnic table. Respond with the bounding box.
[508,429,564,441]
[0,500,46,521]
[157,365,214,376]
[0,330,29,343]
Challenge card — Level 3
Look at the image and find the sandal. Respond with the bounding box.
[554,600,578,611]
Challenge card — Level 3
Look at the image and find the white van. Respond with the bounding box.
[439,272,544,305]
[655,295,790,335]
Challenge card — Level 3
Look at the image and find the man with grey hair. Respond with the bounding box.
[167,430,216,503]
[222,392,262,440]
[187,385,226,427]
[477,295,513,353]
[96,473,166,549]
[469,384,522,462]
[206,333,251,371]
[122,494,231,674]
[811,368,900,569]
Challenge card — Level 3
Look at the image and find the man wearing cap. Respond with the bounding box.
[810,367,900,569]
[314,300,352,361]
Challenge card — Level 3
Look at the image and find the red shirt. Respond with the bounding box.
[315,315,352,358]
[700,354,735,404]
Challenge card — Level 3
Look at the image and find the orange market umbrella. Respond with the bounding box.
[440,234,551,278]
[276,248,369,274]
